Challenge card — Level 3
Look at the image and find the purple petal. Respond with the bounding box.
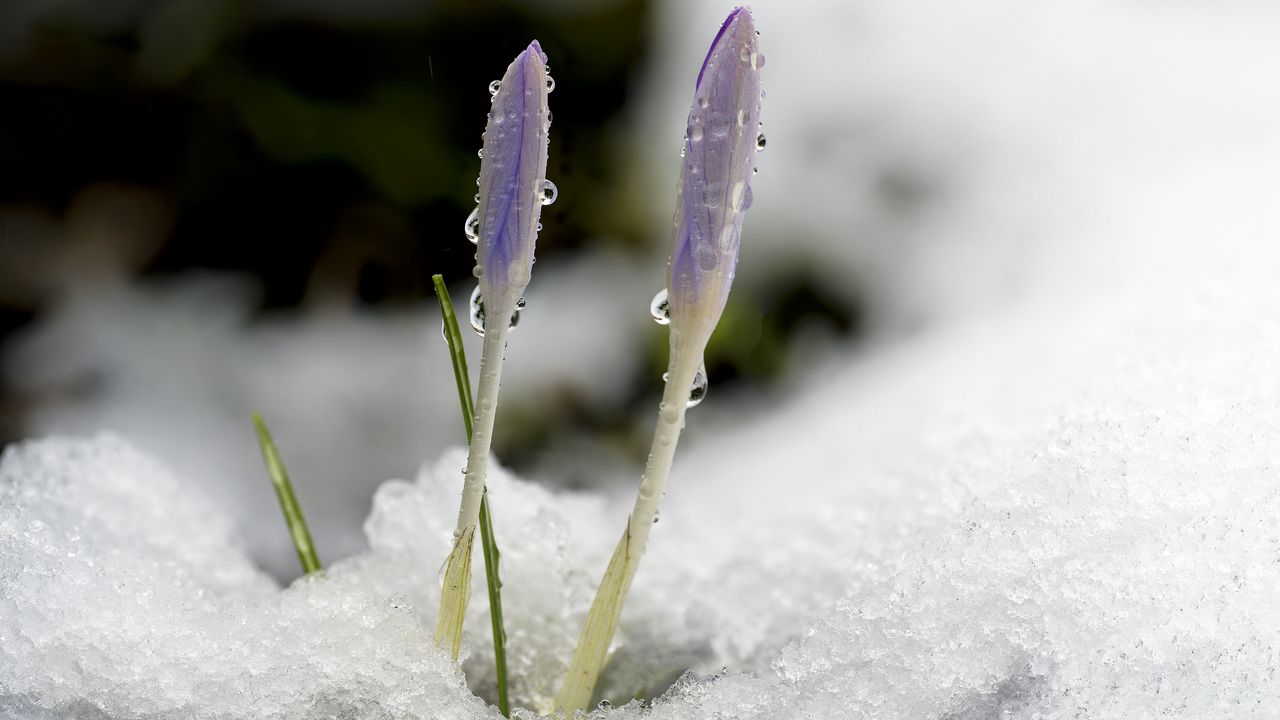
[668,7,763,342]
[476,41,551,311]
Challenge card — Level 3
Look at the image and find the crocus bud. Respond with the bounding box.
[475,40,552,329]
[554,9,764,713]
[435,40,552,665]
[666,7,763,356]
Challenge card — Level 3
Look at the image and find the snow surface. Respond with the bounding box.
[7,0,1280,716]
[2,251,654,577]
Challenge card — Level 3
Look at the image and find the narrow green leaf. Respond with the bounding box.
[433,274,511,716]
[251,412,322,575]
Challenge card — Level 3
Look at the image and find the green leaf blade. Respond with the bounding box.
[433,274,510,716]
[251,412,322,576]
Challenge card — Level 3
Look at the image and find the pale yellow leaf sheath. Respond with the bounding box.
[434,525,475,659]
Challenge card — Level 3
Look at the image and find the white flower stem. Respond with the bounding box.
[554,350,700,712]
[436,320,510,659]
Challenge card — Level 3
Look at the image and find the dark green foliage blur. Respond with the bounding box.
[0,0,861,466]
[0,0,649,308]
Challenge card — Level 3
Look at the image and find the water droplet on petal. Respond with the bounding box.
[750,51,765,69]
[539,179,558,205]
[649,288,670,325]
[469,287,523,336]
[536,222,543,232]
[736,110,746,127]
[691,126,704,143]
[477,148,484,159]
[755,132,767,151]
[545,75,556,92]
[488,80,501,96]
[464,207,480,244]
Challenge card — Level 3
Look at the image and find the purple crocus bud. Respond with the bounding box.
[666,6,763,355]
[475,40,552,326]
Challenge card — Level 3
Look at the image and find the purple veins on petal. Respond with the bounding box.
[475,40,551,310]
[667,6,763,341]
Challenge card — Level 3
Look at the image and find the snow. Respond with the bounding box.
[7,0,1280,716]
[2,251,652,577]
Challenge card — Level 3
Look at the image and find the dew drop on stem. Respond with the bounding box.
[662,363,708,408]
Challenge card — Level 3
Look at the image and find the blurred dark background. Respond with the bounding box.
[0,0,858,476]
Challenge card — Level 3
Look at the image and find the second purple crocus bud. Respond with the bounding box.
[663,6,764,361]
[555,8,764,712]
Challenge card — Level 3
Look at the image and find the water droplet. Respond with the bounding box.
[546,110,553,124]
[468,287,523,337]
[652,514,660,524]
[488,80,501,96]
[649,288,670,325]
[755,132,767,151]
[736,109,746,127]
[474,193,480,203]
[464,207,480,244]
[698,96,709,109]
[691,125,704,142]
[750,51,765,69]
[545,75,556,92]
[477,148,484,159]
[740,45,751,62]
[598,700,612,710]
[730,181,746,211]
[688,366,708,407]
[743,185,754,210]
[662,364,709,408]
[752,167,758,175]
[539,179,558,205]
[472,265,483,278]
[536,222,543,232]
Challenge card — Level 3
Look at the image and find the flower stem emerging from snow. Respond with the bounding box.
[435,40,551,663]
[432,273,510,717]
[555,7,763,712]
[251,413,322,576]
